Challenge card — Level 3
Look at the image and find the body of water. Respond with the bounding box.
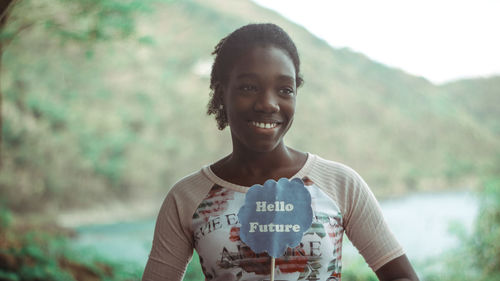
[73,191,478,268]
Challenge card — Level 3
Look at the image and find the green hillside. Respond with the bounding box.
[440,76,500,135]
[2,0,499,214]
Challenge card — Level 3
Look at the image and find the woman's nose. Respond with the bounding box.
[253,90,280,113]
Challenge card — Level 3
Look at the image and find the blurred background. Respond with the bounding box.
[1,0,499,280]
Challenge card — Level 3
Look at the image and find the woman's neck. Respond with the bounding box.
[229,143,293,175]
[211,142,307,186]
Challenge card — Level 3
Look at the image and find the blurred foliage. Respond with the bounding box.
[0,206,142,281]
[473,180,500,279]
[1,0,155,45]
[182,251,203,281]
[422,157,500,281]
[341,258,378,281]
[2,0,499,214]
[0,0,165,212]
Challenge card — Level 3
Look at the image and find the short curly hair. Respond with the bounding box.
[207,23,304,130]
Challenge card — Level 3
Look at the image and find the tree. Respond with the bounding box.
[0,0,155,167]
[0,0,14,167]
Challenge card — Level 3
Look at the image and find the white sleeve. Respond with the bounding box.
[142,192,194,281]
[343,169,405,271]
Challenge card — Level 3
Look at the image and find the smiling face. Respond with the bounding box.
[222,45,297,153]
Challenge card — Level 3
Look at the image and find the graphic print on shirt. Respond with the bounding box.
[192,184,235,222]
[192,178,344,281]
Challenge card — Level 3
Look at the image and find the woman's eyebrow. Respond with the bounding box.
[277,75,295,83]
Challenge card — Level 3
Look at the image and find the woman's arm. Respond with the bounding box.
[142,192,194,281]
[375,254,419,281]
[333,164,418,279]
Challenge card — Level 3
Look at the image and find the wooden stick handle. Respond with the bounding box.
[270,257,275,281]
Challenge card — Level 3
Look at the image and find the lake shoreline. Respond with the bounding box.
[54,187,477,229]
[56,197,164,228]
[70,190,479,268]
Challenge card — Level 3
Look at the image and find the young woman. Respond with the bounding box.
[142,23,419,281]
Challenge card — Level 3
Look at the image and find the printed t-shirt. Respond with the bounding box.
[142,153,405,281]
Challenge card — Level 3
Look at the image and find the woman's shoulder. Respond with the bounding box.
[307,153,364,183]
[166,167,215,199]
[306,154,375,216]
[158,167,217,223]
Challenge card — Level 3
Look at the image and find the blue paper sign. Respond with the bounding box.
[237,178,313,258]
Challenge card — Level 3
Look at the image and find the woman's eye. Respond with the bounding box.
[238,85,258,92]
[279,88,295,96]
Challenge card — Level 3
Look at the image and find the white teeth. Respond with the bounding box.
[252,121,277,129]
